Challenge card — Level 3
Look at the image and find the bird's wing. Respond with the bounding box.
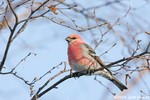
[82,43,112,74]
[82,44,105,66]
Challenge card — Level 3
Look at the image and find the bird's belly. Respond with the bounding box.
[72,62,112,79]
[71,62,88,71]
[71,58,99,72]
[71,58,112,78]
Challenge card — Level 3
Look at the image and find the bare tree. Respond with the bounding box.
[0,0,150,100]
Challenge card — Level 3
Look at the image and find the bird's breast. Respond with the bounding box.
[68,44,100,72]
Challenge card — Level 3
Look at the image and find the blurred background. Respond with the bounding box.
[0,0,150,100]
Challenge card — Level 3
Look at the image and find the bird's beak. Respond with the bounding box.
[65,37,71,42]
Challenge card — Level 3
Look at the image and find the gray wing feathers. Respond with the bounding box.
[82,44,112,74]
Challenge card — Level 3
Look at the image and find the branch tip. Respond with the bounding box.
[146,42,150,52]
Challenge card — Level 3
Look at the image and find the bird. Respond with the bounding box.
[65,34,127,91]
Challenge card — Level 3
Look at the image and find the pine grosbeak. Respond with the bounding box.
[66,34,127,91]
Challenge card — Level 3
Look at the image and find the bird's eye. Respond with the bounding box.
[71,37,76,39]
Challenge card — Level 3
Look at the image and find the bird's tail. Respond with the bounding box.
[110,76,127,91]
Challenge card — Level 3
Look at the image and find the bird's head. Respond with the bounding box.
[65,34,84,45]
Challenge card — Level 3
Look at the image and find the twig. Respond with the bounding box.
[12,0,51,40]
[0,0,19,72]
[31,70,89,100]
[35,68,70,96]
[94,76,116,95]
[99,43,117,57]
[7,0,19,24]
[106,45,150,68]
[12,52,37,71]
[31,62,64,84]
[43,15,107,32]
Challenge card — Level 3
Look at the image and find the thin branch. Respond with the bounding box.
[35,68,70,96]
[107,45,150,68]
[12,0,51,41]
[99,43,117,57]
[12,52,36,71]
[43,15,107,32]
[7,0,19,24]
[31,61,64,84]
[0,0,20,72]
[4,15,12,30]
[94,76,116,95]
[31,70,89,100]
[0,25,14,72]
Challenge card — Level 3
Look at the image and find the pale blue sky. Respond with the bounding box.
[0,0,150,100]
